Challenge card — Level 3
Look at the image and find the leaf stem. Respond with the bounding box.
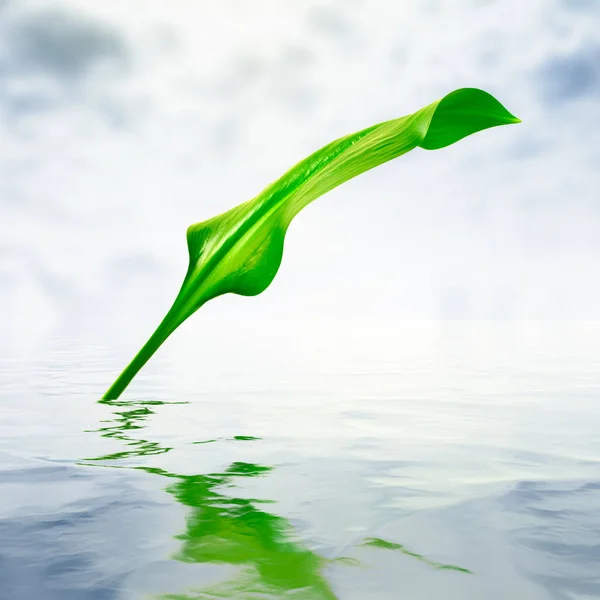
[102,313,180,400]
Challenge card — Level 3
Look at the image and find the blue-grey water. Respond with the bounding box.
[1,320,600,599]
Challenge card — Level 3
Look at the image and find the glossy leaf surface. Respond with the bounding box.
[103,88,519,399]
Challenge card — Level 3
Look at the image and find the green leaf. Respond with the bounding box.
[103,87,519,399]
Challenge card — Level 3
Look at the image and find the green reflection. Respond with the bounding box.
[87,397,470,599]
[361,538,472,574]
[85,398,185,461]
[143,463,338,599]
[90,398,338,599]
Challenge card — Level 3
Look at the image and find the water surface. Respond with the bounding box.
[1,321,599,599]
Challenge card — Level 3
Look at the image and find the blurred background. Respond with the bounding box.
[0,0,598,344]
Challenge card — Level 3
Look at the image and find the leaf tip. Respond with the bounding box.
[420,87,521,150]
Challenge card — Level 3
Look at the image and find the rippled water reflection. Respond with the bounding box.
[1,321,599,599]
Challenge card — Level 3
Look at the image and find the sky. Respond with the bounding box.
[1,0,599,348]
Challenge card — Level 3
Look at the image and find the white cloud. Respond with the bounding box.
[1,0,599,345]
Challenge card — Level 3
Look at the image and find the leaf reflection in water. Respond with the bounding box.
[84,397,471,598]
[86,398,338,599]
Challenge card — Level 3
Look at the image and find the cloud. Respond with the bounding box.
[306,5,355,38]
[1,5,129,81]
[1,0,600,335]
[559,0,600,11]
[0,3,131,121]
[535,41,600,104]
